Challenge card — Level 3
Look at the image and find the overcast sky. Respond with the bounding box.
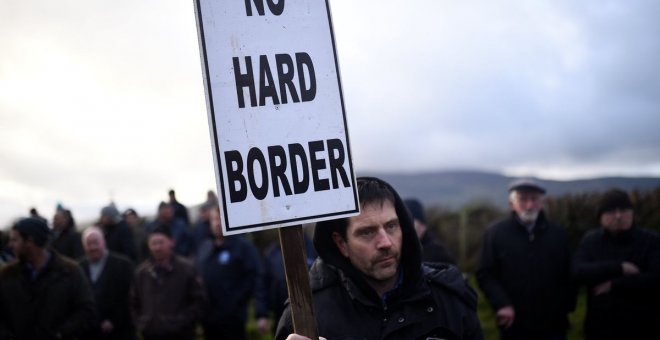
[1,0,659,228]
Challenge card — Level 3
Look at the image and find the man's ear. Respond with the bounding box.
[331,232,349,258]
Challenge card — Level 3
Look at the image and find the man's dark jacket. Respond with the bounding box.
[50,227,84,260]
[103,220,136,262]
[79,252,136,340]
[476,211,575,335]
[572,226,660,340]
[0,251,95,340]
[132,255,207,340]
[256,233,317,325]
[275,177,483,340]
[195,235,261,332]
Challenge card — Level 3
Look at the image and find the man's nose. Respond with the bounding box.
[375,228,393,249]
[524,199,537,209]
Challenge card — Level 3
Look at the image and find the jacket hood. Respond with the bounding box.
[313,177,423,296]
[423,263,478,309]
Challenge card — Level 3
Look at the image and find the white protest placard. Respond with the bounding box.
[194,0,359,235]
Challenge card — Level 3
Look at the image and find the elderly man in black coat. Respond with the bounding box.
[79,226,136,340]
[477,179,575,340]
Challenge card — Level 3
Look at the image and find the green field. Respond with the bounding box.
[472,276,587,340]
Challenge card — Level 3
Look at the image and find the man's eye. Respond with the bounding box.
[386,222,399,230]
[358,229,375,237]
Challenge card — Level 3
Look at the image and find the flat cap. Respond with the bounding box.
[508,178,546,194]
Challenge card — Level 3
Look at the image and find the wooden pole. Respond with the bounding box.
[278,225,319,339]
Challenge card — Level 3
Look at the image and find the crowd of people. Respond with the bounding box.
[0,180,658,340]
[476,180,660,340]
[0,189,289,340]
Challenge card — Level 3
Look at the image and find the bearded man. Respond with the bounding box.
[477,179,575,340]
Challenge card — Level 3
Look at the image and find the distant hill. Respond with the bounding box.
[360,170,660,209]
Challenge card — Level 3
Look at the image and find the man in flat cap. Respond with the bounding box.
[477,179,575,340]
[132,225,207,340]
[0,217,95,340]
[572,189,660,340]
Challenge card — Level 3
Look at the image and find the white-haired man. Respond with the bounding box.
[477,179,575,340]
[79,227,135,340]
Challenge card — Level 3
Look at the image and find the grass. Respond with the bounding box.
[472,275,587,340]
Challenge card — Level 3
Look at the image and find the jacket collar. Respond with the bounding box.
[603,226,635,242]
[309,258,429,309]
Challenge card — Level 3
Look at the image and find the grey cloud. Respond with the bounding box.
[3,0,660,227]
[336,0,660,175]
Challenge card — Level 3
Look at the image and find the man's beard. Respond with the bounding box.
[518,210,540,224]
